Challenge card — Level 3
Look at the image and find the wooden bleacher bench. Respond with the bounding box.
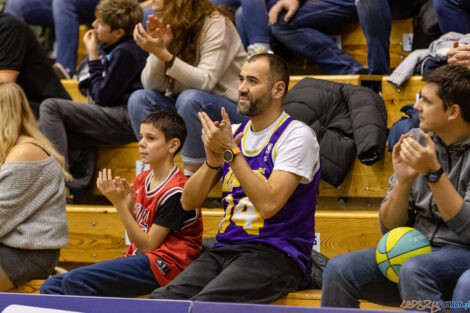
[337,18,413,70]
[382,76,425,128]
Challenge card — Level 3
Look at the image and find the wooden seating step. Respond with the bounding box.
[61,203,381,263]
[382,76,425,128]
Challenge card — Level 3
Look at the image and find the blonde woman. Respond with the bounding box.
[0,82,70,291]
[128,0,247,176]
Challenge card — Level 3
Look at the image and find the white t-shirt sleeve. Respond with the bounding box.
[273,121,320,184]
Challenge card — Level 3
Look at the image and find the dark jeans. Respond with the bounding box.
[321,246,470,312]
[149,243,304,303]
[210,0,270,48]
[270,0,420,75]
[40,255,158,296]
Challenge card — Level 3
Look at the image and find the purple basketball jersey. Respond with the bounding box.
[215,116,321,280]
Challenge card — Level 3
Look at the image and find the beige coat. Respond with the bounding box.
[141,13,246,103]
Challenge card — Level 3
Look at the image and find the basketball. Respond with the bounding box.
[376,227,432,283]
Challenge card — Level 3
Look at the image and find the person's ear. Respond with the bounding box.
[113,28,126,40]
[168,138,181,155]
[448,103,461,122]
[272,81,285,99]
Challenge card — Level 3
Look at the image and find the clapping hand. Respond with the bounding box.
[133,15,173,61]
[97,169,135,213]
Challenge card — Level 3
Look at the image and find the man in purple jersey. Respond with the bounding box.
[148,53,321,303]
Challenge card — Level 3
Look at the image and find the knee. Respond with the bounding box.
[453,270,470,301]
[128,90,150,118]
[175,90,203,117]
[399,256,430,283]
[40,98,61,117]
[40,276,62,294]
[323,254,351,284]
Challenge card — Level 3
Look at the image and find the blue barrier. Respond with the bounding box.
[0,293,191,313]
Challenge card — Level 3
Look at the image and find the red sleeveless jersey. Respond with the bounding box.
[125,166,202,286]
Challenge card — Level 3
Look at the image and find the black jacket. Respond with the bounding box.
[283,78,387,187]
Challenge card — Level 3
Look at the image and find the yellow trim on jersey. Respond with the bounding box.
[242,113,289,156]
[272,119,296,160]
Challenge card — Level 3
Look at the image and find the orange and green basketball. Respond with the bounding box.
[376,227,432,283]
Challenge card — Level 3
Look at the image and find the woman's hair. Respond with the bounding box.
[160,0,232,66]
[0,82,72,180]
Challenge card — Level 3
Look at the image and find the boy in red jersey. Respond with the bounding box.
[40,110,202,297]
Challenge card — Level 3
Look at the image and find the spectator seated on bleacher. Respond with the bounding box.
[210,0,272,56]
[38,0,147,202]
[4,0,99,78]
[127,0,247,177]
[268,0,425,75]
[0,11,71,117]
[322,65,470,310]
[283,77,387,187]
[0,83,70,292]
[41,111,203,297]
[147,54,322,303]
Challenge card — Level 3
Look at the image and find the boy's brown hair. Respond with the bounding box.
[95,0,143,35]
[142,111,187,156]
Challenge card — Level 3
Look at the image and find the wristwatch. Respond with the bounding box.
[222,147,241,163]
[424,167,444,183]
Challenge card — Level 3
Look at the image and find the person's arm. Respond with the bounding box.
[0,18,27,83]
[268,0,299,24]
[399,131,463,221]
[96,169,170,253]
[140,0,152,8]
[198,109,317,219]
[379,134,418,231]
[180,163,222,211]
[86,45,145,106]
[229,155,302,219]
[140,54,169,91]
[0,70,18,82]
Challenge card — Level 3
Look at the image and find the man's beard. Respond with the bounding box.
[238,91,272,117]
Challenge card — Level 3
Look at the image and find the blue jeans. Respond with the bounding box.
[5,0,98,73]
[451,269,470,313]
[321,246,470,312]
[40,255,158,296]
[434,0,470,34]
[210,0,269,48]
[127,89,247,165]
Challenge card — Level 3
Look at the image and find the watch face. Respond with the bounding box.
[222,150,233,162]
[428,174,438,182]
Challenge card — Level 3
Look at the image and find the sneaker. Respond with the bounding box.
[53,62,72,80]
[247,43,273,58]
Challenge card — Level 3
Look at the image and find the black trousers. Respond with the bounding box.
[149,242,304,303]
[38,99,136,189]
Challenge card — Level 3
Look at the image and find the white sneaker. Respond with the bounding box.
[53,62,72,80]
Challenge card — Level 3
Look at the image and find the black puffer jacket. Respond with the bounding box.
[283,78,387,187]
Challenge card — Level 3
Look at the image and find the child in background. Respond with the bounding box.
[38,0,148,202]
[40,111,203,297]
